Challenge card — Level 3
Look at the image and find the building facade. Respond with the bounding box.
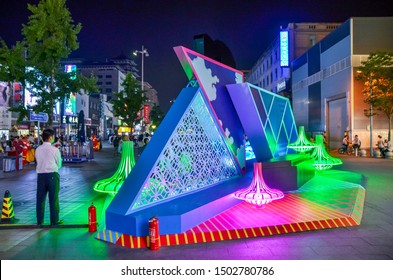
[291,17,393,149]
[246,22,341,99]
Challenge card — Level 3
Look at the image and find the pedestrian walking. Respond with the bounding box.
[113,135,120,156]
[376,135,385,156]
[35,128,63,227]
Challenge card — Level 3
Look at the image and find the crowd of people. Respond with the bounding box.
[340,131,392,157]
[108,132,151,158]
[0,133,38,164]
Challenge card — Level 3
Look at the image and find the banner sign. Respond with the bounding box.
[143,104,151,124]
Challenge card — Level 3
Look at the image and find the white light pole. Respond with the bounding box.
[133,45,149,131]
[133,45,149,91]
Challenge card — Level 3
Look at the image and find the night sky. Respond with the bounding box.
[0,0,391,112]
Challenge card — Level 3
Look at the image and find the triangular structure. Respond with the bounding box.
[104,47,299,236]
[131,90,240,210]
[106,87,242,235]
[227,83,298,161]
[174,46,246,172]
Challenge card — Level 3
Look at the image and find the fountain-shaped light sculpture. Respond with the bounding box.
[310,134,342,171]
[94,141,136,194]
[287,126,315,153]
[234,162,284,207]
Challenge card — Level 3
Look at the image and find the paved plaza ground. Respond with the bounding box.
[0,143,393,260]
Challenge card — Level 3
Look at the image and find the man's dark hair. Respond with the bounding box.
[42,129,55,142]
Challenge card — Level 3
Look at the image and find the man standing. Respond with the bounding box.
[35,128,63,226]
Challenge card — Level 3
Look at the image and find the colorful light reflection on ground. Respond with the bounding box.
[96,169,365,248]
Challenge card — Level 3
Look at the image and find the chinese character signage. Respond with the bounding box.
[143,104,151,124]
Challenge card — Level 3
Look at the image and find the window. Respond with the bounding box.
[106,75,112,78]
[106,88,111,93]
[310,35,316,46]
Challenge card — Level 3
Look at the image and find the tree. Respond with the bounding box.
[357,51,393,141]
[110,73,147,130]
[149,105,164,133]
[0,40,27,109]
[8,0,97,125]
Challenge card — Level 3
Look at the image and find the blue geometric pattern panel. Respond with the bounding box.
[131,90,240,210]
[227,83,298,161]
[174,46,246,172]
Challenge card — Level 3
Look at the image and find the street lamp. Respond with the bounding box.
[133,45,149,91]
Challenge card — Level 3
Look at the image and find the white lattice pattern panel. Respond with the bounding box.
[132,92,240,210]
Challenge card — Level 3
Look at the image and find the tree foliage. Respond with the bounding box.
[3,0,97,125]
[149,105,164,132]
[356,51,393,140]
[0,40,26,84]
[110,73,147,129]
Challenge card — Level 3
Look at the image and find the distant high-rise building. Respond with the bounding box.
[246,22,341,100]
[192,34,236,68]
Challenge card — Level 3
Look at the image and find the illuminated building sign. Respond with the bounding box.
[276,80,286,92]
[280,30,289,67]
[65,92,77,115]
[64,65,77,115]
[62,115,78,124]
[64,64,77,80]
[143,104,151,124]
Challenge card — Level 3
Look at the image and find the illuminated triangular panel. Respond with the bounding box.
[131,90,240,210]
[105,87,241,235]
[227,83,298,161]
[174,46,246,172]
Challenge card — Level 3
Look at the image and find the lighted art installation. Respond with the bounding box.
[95,46,366,250]
[93,141,136,194]
[234,162,284,207]
[287,126,315,153]
[310,135,342,171]
[174,46,246,171]
[105,47,248,235]
[227,83,298,161]
[130,91,239,210]
[97,45,364,245]
[245,140,256,160]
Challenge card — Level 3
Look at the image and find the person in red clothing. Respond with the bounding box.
[12,136,24,170]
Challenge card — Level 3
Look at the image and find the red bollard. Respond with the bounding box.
[149,217,160,250]
[88,203,97,232]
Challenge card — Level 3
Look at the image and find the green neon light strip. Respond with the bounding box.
[93,141,136,194]
[287,126,315,153]
[310,135,342,171]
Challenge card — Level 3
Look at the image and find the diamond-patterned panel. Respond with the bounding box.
[227,83,298,161]
[132,92,240,210]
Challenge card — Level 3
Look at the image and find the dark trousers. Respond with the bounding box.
[36,172,60,225]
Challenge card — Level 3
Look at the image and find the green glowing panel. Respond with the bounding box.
[287,126,316,153]
[227,83,298,161]
[310,135,342,171]
[93,141,136,194]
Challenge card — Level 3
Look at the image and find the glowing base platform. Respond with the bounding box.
[96,170,365,249]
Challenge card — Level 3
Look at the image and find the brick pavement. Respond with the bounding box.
[0,145,393,260]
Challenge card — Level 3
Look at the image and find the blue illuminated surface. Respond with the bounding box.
[280,31,289,67]
[132,91,240,210]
